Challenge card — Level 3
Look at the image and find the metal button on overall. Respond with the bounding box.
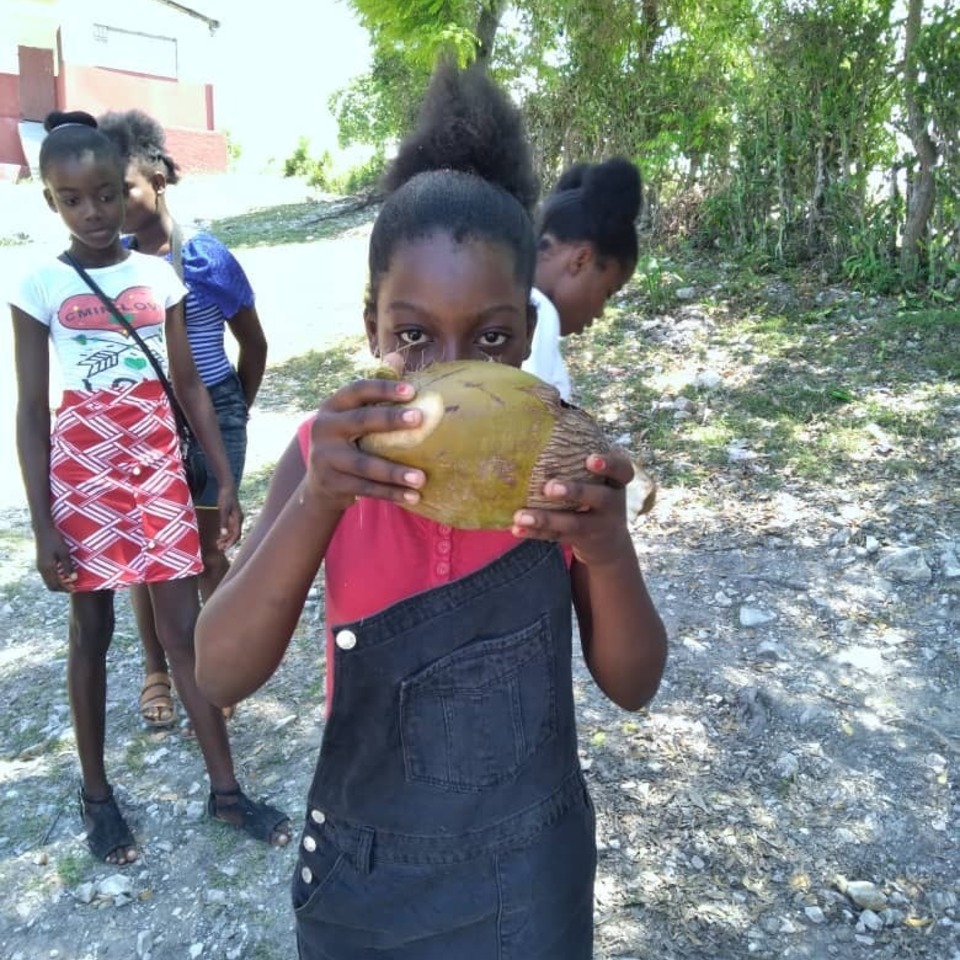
[303,834,317,853]
[310,809,326,825]
[301,866,313,884]
[335,630,357,651]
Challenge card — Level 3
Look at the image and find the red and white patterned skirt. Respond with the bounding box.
[50,380,202,592]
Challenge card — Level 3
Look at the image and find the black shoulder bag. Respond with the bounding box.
[61,251,208,498]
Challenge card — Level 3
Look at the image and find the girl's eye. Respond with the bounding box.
[397,330,427,345]
[478,331,508,347]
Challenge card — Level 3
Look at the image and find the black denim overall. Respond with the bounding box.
[293,539,596,959]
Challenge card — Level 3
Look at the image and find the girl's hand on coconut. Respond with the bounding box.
[304,375,426,509]
[511,450,635,567]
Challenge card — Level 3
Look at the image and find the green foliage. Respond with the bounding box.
[330,152,388,195]
[282,137,333,189]
[224,129,242,169]
[339,0,959,295]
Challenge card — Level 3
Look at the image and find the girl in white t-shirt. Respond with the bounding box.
[523,159,642,401]
[9,110,290,865]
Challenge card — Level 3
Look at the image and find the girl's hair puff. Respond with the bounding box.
[97,109,181,184]
[39,110,123,181]
[367,62,539,309]
[537,157,642,270]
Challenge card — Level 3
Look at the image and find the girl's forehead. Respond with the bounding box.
[390,233,517,278]
[47,150,121,185]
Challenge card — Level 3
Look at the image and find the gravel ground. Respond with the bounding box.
[0,176,957,960]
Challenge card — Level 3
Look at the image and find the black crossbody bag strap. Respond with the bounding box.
[170,221,184,281]
[60,251,192,439]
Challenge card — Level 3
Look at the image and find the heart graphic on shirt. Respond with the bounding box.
[59,287,164,332]
[124,356,148,370]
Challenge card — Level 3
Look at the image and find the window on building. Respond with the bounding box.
[92,24,178,79]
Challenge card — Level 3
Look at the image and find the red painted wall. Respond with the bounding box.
[0,58,226,179]
[59,63,211,130]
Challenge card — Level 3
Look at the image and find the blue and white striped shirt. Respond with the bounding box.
[124,230,255,386]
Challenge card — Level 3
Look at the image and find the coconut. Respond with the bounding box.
[359,360,618,529]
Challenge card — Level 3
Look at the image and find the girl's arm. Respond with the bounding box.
[12,307,75,591]
[195,440,337,706]
[571,545,666,711]
[513,452,667,711]
[195,371,427,707]
[164,301,242,547]
[227,305,267,407]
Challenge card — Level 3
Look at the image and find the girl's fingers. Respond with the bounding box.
[584,450,634,487]
[322,376,416,415]
[314,452,424,505]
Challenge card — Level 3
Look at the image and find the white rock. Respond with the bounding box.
[859,909,884,932]
[727,443,758,463]
[136,931,153,958]
[143,747,169,766]
[98,875,133,899]
[876,546,932,584]
[714,590,733,607]
[804,905,826,924]
[941,544,960,579]
[189,945,204,959]
[740,607,776,627]
[835,645,885,674]
[864,535,881,554]
[675,286,696,300]
[695,370,722,390]
[843,880,888,911]
[779,918,798,934]
[74,882,96,904]
[185,800,206,820]
[775,752,800,779]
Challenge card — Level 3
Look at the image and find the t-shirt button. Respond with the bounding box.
[435,562,450,577]
[335,629,357,651]
[436,540,451,556]
[438,524,452,536]
[132,465,142,477]
[146,539,157,550]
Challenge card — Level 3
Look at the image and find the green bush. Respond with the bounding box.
[283,137,332,189]
[330,152,387,196]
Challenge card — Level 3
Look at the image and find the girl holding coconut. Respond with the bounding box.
[196,63,667,959]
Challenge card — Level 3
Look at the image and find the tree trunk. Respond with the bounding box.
[901,0,938,280]
[474,1,505,62]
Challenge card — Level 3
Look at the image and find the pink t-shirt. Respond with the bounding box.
[296,418,571,707]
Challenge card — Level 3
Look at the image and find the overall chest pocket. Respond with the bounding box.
[399,613,558,793]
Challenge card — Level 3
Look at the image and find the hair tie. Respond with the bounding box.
[47,122,93,133]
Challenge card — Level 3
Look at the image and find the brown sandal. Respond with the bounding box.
[139,671,176,729]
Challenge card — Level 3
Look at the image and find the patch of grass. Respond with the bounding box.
[257,337,368,412]
[210,200,376,248]
[124,738,150,774]
[240,462,279,518]
[562,251,957,497]
[56,852,87,887]
[0,231,31,247]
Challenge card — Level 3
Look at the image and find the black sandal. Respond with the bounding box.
[207,787,291,847]
[79,786,138,864]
